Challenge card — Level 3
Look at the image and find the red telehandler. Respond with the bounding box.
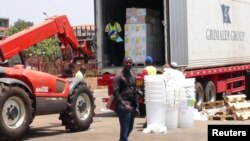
[0,15,95,141]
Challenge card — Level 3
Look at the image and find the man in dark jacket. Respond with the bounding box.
[112,57,140,141]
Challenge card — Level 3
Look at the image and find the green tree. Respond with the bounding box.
[4,19,33,36]
[4,19,61,61]
[22,37,61,60]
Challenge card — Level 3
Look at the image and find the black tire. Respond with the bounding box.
[204,81,216,102]
[0,84,33,141]
[195,82,204,110]
[60,83,95,132]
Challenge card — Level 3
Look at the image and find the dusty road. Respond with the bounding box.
[22,89,250,141]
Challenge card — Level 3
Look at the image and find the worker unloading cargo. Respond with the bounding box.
[105,19,124,66]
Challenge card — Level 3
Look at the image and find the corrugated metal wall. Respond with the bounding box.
[168,0,188,67]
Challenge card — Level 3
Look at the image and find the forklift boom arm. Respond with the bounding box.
[0,15,79,60]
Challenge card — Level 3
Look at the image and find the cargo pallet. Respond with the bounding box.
[204,94,250,120]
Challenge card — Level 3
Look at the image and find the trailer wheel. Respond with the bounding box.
[204,81,216,102]
[195,82,204,110]
[0,84,33,141]
[60,83,95,132]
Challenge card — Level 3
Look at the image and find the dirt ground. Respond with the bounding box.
[23,89,250,141]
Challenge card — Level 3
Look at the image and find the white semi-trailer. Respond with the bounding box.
[95,0,250,113]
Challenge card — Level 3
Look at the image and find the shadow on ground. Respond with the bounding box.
[95,111,117,117]
[22,123,67,140]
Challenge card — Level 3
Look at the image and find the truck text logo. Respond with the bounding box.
[205,4,245,42]
[221,4,231,24]
[206,29,245,41]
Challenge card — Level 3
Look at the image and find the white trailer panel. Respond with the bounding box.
[187,0,250,68]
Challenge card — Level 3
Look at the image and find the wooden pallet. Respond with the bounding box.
[224,94,250,120]
[200,101,225,109]
[237,113,250,120]
[209,114,237,120]
[203,94,250,121]
[230,103,250,112]
[235,108,250,120]
[227,101,248,114]
[224,94,246,103]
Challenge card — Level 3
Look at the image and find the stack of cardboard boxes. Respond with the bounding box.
[124,8,163,64]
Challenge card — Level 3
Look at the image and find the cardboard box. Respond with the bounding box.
[126,15,160,24]
[125,24,153,36]
[126,8,160,17]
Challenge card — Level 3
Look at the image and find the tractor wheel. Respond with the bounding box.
[0,84,33,141]
[60,83,95,132]
[195,82,204,110]
[204,81,216,102]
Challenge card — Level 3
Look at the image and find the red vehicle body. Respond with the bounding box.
[0,15,95,140]
[98,65,250,112]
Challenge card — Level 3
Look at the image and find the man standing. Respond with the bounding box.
[112,57,140,141]
[75,65,87,79]
[105,20,124,66]
[141,56,157,128]
[142,56,157,76]
[105,20,122,42]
